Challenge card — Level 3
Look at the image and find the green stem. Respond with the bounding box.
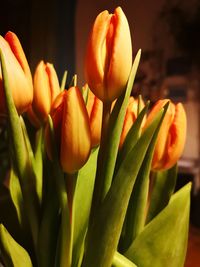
[90,101,111,215]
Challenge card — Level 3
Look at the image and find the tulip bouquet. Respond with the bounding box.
[0,6,190,267]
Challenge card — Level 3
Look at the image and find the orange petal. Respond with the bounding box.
[163,103,187,169]
[5,31,33,87]
[60,87,91,173]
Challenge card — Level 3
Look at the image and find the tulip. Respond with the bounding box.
[86,88,103,147]
[145,99,187,170]
[28,61,60,126]
[46,87,91,173]
[119,97,145,148]
[85,7,132,103]
[0,31,33,114]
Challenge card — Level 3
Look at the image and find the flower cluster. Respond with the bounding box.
[0,6,189,267]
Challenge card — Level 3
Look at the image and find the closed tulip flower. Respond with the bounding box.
[145,99,187,171]
[85,7,132,103]
[0,31,33,115]
[86,89,103,147]
[28,61,60,126]
[119,97,145,148]
[46,87,91,173]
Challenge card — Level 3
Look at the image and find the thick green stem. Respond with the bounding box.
[90,101,111,215]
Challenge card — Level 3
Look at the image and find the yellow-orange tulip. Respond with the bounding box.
[0,31,33,114]
[86,89,103,147]
[85,6,132,103]
[145,99,187,170]
[28,61,60,126]
[46,87,91,173]
[119,97,145,148]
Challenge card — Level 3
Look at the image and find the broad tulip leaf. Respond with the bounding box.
[0,224,33,267]
[72,148,99,267]
[125,183,191,267]
[112,252,137,267]
[120,103,168,251]
[0,51,39,249]
[82,109,164,267]
[146,164,177,224]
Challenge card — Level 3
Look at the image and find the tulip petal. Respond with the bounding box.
[163,103,187,169]
[61,87,91,173]
[33,61,51,121]
[0,35,33,114]
[5,31,32,87]
[106,7,132,101]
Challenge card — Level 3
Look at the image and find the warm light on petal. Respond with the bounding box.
[0,32,33,115]
[85,6,132,102]
[30,61,60,125]
[61,87,91,173]
[145,99,187,171]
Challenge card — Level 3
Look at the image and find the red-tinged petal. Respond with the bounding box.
[0,35,33,114]
[163,103,187,170]
[151,101,175,170]
[60,87,91,173]
[5,31,33,87]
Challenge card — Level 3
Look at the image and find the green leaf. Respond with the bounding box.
[101,50,141,198]
[61,70,68,91]
[32,128,44,204]
[125,183,191,267]
[72,148,99,267]
[9,169,24,227]
[112,252,137,267]
[0,224,33,267]
[47,116,71,267]
[38,170,60,267]
[120,103,168,251]
[116,102,149,172]
[0,51,39,250]
[91,50,141,215]
[82,109,164,267]
[146,164,177,224]
[20,118,43,204]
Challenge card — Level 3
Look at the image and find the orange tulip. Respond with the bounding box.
[85,6,132,103]
[145,99,187,170]
[119,97,145,148]
[86,89,103,147]
[46,87,91,173]
[28,61,60,126]
[0,31,33,115]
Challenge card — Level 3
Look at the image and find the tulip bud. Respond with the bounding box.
[28,61,60,126]
[86,89,103,147]
[119,97,145,148]
[85,6,132,103]
[46,87,91,173]
[145,99,187,170]
[0,31,33,115]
